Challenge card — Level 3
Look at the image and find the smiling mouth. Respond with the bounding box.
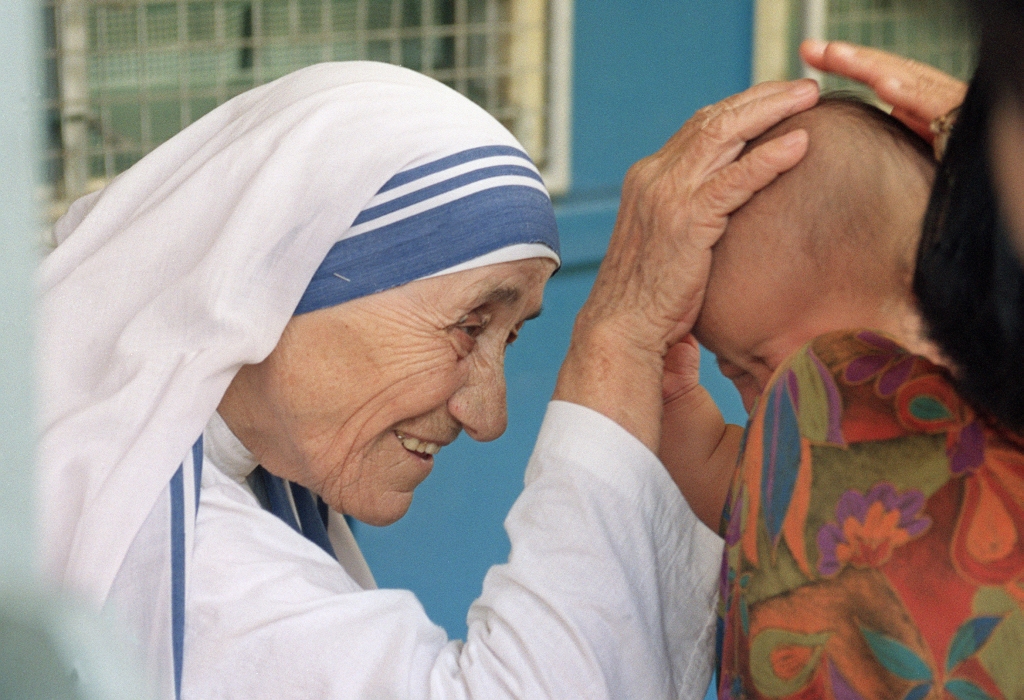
[394,431,441,457]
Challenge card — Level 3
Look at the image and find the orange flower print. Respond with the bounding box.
[817,484,931,576]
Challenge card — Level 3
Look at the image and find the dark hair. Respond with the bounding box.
[970,0,1024,105]
[914,64,1024,430]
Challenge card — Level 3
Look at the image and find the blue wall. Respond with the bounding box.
[357,1,754,670]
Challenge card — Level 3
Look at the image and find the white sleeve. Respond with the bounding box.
[182,401,723,700]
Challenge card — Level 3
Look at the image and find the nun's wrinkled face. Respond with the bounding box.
[218,257,556,526]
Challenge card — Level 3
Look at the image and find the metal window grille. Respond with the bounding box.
[754,0,976,90]
[817,0,977,87]
[42,0,572,218]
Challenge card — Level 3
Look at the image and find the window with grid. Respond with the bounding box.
[42,0,572,216]
[753,0,977,92]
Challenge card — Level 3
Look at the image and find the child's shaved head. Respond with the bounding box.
[695,96,937,410]
[745,95,934,285]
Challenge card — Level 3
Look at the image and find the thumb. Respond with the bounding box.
[663,335,703,402]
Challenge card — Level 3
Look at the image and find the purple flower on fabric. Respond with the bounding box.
[828,659,866,700]
[843,331,916,396]
[725,491,744,546]
[857,331,903,354]
[949,420,985,475]
[719,553,730,603]
[817,484,932,576]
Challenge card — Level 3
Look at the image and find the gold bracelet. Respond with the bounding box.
[930,106,961,160]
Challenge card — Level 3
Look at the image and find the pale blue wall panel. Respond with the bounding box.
[572,0,755,193]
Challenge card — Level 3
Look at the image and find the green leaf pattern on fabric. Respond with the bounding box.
[944,679,993,700]
[718,333,1024,700]
[946,617,1003,671]
[973,589,1024,700]
[908,395,953,422]
[790,351,843,446]
[859,626,932,681]
[903,683,931,700]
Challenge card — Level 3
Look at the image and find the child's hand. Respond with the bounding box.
[658,336,743,532]
[662,335,703,404]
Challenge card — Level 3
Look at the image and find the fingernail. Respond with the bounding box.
[803,38,827,53]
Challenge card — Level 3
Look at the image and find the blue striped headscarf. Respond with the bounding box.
[296,144,560,314]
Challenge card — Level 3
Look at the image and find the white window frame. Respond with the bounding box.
[543,0,572,196]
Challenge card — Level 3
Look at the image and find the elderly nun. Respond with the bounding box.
[38,61,819,699]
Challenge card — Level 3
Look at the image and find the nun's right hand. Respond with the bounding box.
[553,80,817,452]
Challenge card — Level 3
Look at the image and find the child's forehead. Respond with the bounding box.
[699,231,822,354]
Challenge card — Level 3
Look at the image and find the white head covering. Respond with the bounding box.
[37,62,560,612]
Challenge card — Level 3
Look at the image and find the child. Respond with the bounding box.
[660,97,1024,698]
[659,96,938,531]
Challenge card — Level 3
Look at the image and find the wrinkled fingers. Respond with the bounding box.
[691,128,810,240]
[657,79,818,182]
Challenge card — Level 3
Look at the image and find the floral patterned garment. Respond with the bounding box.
[717,330,1024,700]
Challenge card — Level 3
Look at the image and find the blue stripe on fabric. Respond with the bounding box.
[295,185,558,315]
[353,164,544,226]
[377,145,533,193]
[289,482,337,560]
[317,498,330,529]
[169,465,185,700]
[256,467,301,533]
[191,436,203,519]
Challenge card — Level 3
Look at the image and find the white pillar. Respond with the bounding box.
[752,0,793,84]
[59,0,90,202]
[802,0,827,81]
[543,0,573,196]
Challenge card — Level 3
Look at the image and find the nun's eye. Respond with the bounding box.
[449,313,490,358]
[455,313,489,339]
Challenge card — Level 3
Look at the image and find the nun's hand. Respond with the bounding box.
[553,80,816,452]
[801,39,967,142]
